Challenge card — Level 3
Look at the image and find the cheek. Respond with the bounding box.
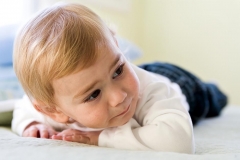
[125,69,140,114]
[78,108,109,128]
[127,71,140,95]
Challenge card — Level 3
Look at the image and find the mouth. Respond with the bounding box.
[115,105,130,117]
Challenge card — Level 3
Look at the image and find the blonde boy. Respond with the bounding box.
[12,3,196,153]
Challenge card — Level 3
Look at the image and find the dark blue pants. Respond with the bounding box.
[138,62,228,125]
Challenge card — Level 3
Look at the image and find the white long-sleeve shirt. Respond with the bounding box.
[12,64,195,153]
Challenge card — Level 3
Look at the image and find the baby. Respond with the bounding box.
[12,3,227,153]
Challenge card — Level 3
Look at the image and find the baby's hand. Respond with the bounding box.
[23,122,57,138]
[52,129,102,146]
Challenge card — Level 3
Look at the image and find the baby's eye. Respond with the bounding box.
[85,89,101,102]
[112,64,124,79]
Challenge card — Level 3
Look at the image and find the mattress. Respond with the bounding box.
[0,105,240,160]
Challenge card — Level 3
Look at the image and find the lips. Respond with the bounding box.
[115,105,130,117]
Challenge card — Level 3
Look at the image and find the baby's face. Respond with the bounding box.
[52,43,140,128]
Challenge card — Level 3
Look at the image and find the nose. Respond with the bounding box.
[107,85,127,107]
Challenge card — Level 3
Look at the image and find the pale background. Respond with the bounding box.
[12,0,240,105]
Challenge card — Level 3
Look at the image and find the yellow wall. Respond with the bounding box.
[44,0,144,46]
[43,0,240,105]
[138,0,240,106]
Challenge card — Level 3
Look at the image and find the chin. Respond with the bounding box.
[123,112,134,125]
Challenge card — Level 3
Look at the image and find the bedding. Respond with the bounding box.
[0,105,240,160]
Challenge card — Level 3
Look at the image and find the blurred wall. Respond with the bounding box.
[139,0,240,106]
[40,0,240,105]
[37,0,144,46]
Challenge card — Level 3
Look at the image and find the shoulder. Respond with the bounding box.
[131,63,178,87]
[130,64,189,122]
[130,63,185,98]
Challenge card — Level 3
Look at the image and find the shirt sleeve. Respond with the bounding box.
[98,80,195,153]
[11,95,67,136]
[11,95,44,136]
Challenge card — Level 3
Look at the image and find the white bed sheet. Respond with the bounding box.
[0,105,240,160]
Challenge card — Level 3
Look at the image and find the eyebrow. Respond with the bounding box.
[73,54,121,100]
[109,54,121,73]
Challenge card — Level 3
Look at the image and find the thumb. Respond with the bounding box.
[64,135,90,144]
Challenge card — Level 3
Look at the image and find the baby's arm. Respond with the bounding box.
[11,95,60,138]
[22,122,57,138]
[52,129,101,145]
[98,82,195,153]
[11,95,99,141]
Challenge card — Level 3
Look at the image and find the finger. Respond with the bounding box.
[39,129,49,138]
[26,129,39,138]
[63,135,72,141]
[57,129,75,136]
[28,126,40,137]
[64,135,90,144]
[22,129,30,137]
[55,130,69,136]
[51,135,63,140]
[48,130,58,138]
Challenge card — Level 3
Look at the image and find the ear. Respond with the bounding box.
[32,100,69,123]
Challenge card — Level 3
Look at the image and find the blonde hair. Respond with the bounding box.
[14,3,112,107]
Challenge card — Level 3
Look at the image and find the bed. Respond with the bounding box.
[0,105,240,160]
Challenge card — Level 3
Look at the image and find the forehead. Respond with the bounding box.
[72,36,117,73]
[52,42,121,96]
